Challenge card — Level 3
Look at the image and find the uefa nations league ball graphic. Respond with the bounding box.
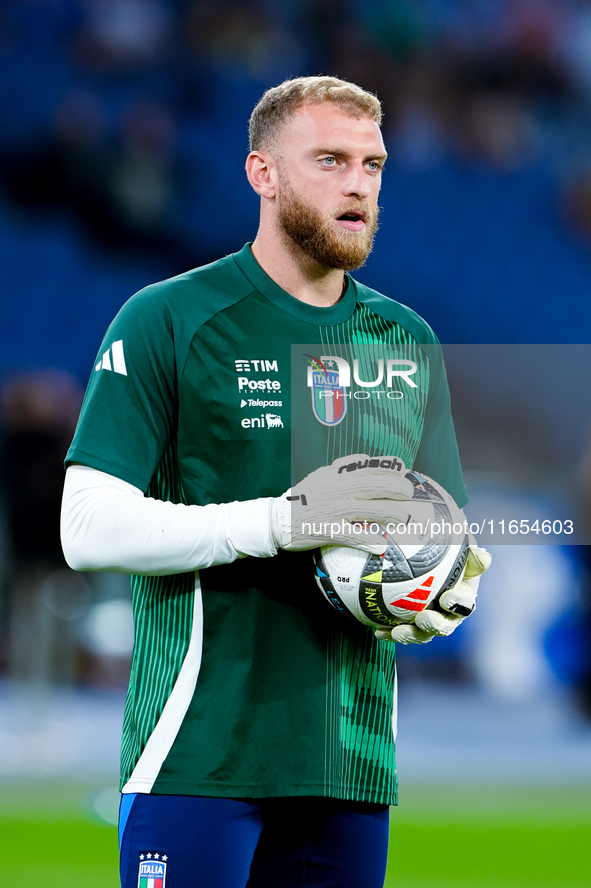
[313,469,469,630]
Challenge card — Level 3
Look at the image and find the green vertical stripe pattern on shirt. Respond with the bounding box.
[324,623,398,803]
[318,303,430,468]
[317,302,426,802]
[120,440,195,787]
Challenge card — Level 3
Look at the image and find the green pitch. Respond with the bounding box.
[385,784,591,888]
[1,782,590,887]
[1,782,119,888]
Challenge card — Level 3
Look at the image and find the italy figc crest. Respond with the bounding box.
[306,355,347,426]
[138,856,167,888]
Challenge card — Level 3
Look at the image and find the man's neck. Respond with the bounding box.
[250,231,346,308]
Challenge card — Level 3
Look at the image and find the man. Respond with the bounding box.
[61,77,490,888]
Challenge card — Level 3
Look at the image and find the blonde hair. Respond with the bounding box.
[248,76,382,152]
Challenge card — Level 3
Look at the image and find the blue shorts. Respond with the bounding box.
[119,794,389,888]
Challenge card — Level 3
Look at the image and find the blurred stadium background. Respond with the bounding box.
[1,0,591,885]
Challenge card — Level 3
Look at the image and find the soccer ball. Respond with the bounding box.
[313,469,470,630]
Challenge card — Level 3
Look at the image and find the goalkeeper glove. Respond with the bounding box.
[375,545,492,644]
[271,454,414,553]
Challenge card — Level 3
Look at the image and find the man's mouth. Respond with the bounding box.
[336,210,366,232]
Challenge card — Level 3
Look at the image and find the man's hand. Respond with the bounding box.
[375,545,492,644]
[271,454,414,553]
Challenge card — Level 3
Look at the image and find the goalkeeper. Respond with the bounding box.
[61,75,490,888]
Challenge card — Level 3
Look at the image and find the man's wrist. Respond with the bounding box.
[227,497,278,559]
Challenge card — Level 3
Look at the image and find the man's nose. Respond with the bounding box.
[343,162,371,198]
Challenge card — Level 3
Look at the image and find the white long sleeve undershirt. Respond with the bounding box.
[61,465,277,575]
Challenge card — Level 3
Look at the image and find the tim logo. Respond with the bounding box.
[306,356,347,427]
[138,857,167,888]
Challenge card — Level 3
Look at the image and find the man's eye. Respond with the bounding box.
[367,161,381,171]
[322,156,337,165]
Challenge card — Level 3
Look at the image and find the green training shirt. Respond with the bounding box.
[66,244,467,805]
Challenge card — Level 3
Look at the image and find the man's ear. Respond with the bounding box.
[246,151,277,200]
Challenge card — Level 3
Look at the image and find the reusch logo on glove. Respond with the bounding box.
[305,355,418,427]
[336,457,404,474]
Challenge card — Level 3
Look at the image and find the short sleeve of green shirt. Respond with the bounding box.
[67,287,177,491]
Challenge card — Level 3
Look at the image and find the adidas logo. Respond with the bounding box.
[391,575,434,612]
[95,340,127,376]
